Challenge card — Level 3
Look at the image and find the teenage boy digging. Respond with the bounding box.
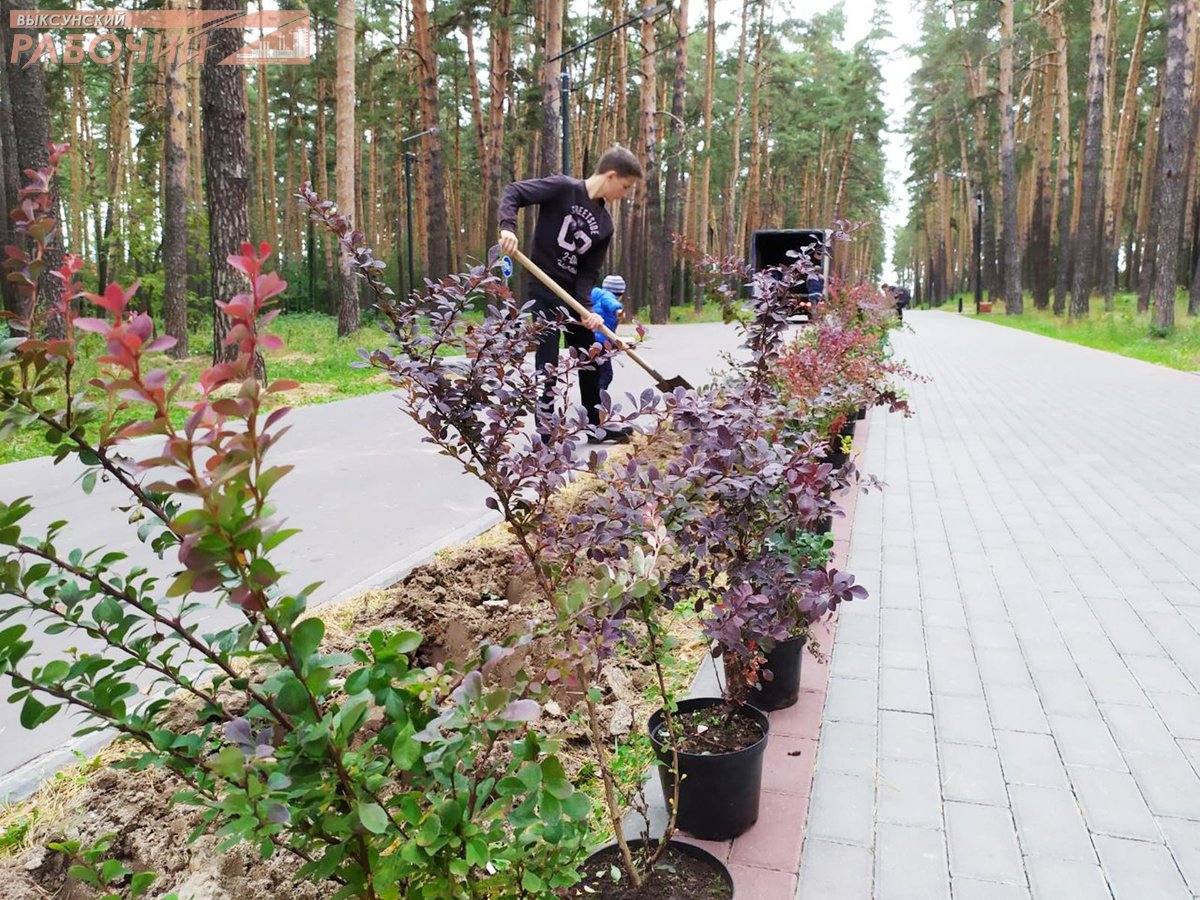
[497,145,643,444]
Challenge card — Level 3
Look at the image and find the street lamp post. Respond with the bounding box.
[551,3,670,175]
[399,126,439,298]
[974,190,984,315]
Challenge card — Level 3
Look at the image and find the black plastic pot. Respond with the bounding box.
[748,633,806,711]
[577,838,734,899]
[855,405,867,420]
[648,698,769,841]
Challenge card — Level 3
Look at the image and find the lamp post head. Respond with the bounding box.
[639,2,670,17]
[974,190,983,207]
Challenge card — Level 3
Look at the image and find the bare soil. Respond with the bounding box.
[568,843,732,899]
[0,440,708,898]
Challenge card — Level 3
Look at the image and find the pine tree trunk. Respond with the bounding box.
[485,0,511,245]
[722,0,749,257]
[202,0,258,373]
[335,0,360,335]
[663,0,689,307]
[463,22,488,218]
[697,0,715,265]
[998,0,1023,312]
[540,0,563,174]
[315,76,335,307]
[0,15,22,315]
[163,0,190,359]
[2,0,64,333]
[1150,0,1196,333]
[1070,0,1107,317]
[1103,0,1152,305]
[1051,7,1072,314]
[411,0,449,280]
[641,15,669,323]
[1030,54,1055,310]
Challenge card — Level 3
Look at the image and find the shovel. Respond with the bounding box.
[490,245,693,393]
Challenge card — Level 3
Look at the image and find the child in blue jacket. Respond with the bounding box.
[589,274,626,395]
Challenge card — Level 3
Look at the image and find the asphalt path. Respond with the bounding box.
[0,320,750,799]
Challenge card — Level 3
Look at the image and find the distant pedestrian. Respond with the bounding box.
[590,275,626,396]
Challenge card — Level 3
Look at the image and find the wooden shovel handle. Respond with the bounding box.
[510,249,668,382]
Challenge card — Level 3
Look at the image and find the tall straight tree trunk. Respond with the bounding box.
[1,0,64,333]
[1051,6,1072,314]
[202,0,257,372]
[663,0,688,307]
[1103,0,1152,305]
[722,0,749,257]
[411,0,449,280]
[463,22,488,216]
[1070,0,1108,317]
[998,0,1022,313]
[1150,0,1196,334]
[163,0,190,359]
[335,0,360,335]
[1030,56,1055,310]
[315,76,335,307]
[641,14,669,323]
[485,0,511,245]
[0,17,22,315]
[540,0,563,174]
[697,0,715,266]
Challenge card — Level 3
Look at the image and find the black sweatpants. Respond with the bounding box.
[533,294,601,428]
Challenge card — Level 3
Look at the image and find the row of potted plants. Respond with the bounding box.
[0,147,913,899]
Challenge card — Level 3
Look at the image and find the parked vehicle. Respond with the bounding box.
[750,228,832,321]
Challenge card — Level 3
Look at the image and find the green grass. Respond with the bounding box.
[0,313,400,466]
[935,291,1200,371]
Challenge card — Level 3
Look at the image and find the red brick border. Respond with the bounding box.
[676,413,872,895]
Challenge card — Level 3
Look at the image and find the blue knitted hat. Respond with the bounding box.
[602,275,626,294]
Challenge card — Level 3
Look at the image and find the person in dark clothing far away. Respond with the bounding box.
[590,274,626,397]
[498,145,643,444]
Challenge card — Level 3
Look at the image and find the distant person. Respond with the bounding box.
[498,145,644,443]
[895,285,912,321]
[590,275,626,396]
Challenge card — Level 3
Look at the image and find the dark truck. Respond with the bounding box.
[750,228,831,321]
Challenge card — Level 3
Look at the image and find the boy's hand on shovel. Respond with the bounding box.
[498,230,518,255]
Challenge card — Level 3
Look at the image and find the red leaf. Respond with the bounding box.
[266,379,299,393]
[259,334,284,352]
[145,335,177,353]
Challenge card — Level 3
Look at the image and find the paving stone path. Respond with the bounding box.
[799,310,1200,899]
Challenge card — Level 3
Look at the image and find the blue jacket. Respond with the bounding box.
[589,287,623,345]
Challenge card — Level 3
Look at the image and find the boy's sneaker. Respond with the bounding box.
[587,427,632,445]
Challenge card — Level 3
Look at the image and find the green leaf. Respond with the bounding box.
[448,858,469,877]
[19,695,56,729]
[129,871,157,898]
[391,723,421,770]
[67,864,100,888]
[465,836,489,866]
[92,596,122,625]
[291,618,325,661]
[357,802,388,835]
[387,630,422,655]
[276,676,310,715]
[562,791,590,821]
[521,869,546,893]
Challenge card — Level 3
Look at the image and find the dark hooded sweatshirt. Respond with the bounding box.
[498,175,613,310]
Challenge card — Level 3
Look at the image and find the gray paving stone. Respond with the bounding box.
[831,642,880,681]
[1009,784,1097,863]
[1026,859,1113,900]
[815,719,878,777]
[836,611,881,646]
[1124,750,1200,820]
[1150,692,1200,740]
[1030,666,1100,718]
[995,730,1070,789]
[927,626,975,659]
[951,879,1031,900]
[1123,654,1196,694]
[875,824,950,900]
[940,742,1009,806]
[806,770,875,846]
[1161,817,1200,896]
[877,756,943,828]
[930,654,985,697]
[1048,715,1127,771]
[1067,765,1161,842]
[1093,835,1190,900]
[797,837,874,899]
[879,710,937,764]
[945,801,1024,885]
[880,667,933,714]
[985,684,1051,734]
[934,693,996,746]
[824,675,879,724]
[1074,653,1150,706]
[977,648,1035,689]
[1100,703,1179,756]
